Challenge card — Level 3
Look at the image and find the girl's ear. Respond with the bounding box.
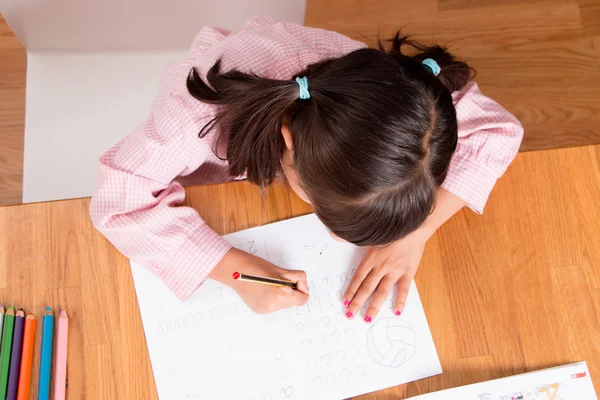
[281,124,294,151]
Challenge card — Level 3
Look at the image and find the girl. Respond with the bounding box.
[90,17,523,323]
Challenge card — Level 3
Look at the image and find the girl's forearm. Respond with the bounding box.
[418,188,467,240]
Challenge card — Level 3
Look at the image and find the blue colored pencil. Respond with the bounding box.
[37,307,54,400]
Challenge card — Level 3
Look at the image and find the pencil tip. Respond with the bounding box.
[60,310,67,317]
[45,306,51,311]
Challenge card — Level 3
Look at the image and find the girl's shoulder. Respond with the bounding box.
[190,17,367,81]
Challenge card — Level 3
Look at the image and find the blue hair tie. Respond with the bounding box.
[295,76,310,100]
[422,58,441,76]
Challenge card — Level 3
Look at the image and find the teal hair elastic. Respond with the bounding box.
[295,76,310,100]
[422,58,441,76]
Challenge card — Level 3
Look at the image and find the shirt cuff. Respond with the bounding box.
[157,225,232,302]
[441,157,498,214]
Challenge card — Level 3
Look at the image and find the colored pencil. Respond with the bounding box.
[37,307,54,400]
[0,306,5,345]
[232,271,298,289]
[6,309,24,400]
[0,307,15,398]
[16,314,36,400]
[53,310,69,400]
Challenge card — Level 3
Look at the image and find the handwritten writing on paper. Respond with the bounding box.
[131,214,441,400]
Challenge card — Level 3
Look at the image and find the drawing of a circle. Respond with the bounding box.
[366,318,416,367]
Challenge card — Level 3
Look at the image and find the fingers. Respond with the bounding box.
[279,269,309,308]
[280,269,309,294]
[394,271,415,316]
[363,276,395,322]
[342,253,373,307]
[280,286,309,307]
[345,269,383,320]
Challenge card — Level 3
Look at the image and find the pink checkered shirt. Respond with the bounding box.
[90,17,524,301]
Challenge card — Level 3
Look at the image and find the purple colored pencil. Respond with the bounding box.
[6,309,24,400]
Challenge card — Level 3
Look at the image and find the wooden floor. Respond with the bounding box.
[0,144,599,398]
[2,0,600,203]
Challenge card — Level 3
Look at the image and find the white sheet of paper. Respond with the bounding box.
[410,361,597,400]
[131,214,442,400]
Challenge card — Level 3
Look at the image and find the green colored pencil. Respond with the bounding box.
[0,306,15,398]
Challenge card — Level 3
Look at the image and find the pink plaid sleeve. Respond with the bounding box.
[442,82,524,213]
[89,36,232,302]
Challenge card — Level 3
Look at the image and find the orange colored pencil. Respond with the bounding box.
[16,314,35,400]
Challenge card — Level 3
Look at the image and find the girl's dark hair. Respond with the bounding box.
[187,32,475,246]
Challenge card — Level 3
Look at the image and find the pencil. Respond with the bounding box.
[0,306,5,343]
[53,310,69,400]
[6,309,24,400]
[232,271,298,289]
[0,307,16,398]
[37,307,54,400]
[16,314,36,400]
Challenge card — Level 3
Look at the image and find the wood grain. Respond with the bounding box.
[0,144,599,398]
[579,0,600,35]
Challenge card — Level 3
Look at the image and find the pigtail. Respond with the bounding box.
[187,61,301,185]
[379,32,475,93]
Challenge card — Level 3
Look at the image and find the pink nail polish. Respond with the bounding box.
[345,311,354,319]
[343,300,350,307]
[395,310,402,316]
[364,316,372,323]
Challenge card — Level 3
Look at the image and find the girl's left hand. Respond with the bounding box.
[342,231,428,322]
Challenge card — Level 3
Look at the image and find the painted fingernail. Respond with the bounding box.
[364,316,372,323]
[343,299,350,307]
[395,310,402,316]
[345,311,354,319]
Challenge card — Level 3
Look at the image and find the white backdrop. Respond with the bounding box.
[1,0,306,202]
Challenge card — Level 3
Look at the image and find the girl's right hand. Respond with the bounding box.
[210,248,310,314]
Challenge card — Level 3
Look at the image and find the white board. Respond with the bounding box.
[21,51,187,202]
[1,0,306,203]
[131,214,442,400]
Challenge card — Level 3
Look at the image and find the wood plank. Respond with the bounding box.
[551,264,600,382]
[0,16,25,205]
[306,1,584,50]
[472,37,599,89]
[84,343,121,400]
[0,47,25,205]
[438,0,568,12]
[579,0,600,35]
